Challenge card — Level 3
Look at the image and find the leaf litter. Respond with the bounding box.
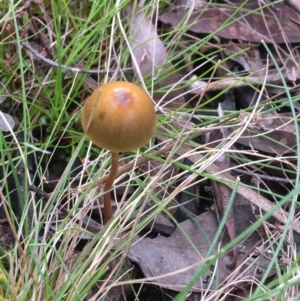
[124,1,300,298]
[128,206,277,292]
[2,0,300,300]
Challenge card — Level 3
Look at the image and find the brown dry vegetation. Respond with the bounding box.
[0,0,300,300]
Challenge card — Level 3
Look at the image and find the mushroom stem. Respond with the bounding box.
[103,151,119,224]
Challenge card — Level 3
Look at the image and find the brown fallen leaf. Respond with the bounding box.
[128,211,233,292]
[232,112,298,155]
[159,2,300,43]
[128,207,274,292]
[285,0,300,14]
[126,4,185,107]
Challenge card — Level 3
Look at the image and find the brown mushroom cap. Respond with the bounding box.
[81,81,156,152]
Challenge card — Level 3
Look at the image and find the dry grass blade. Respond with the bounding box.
[182,144,300,233]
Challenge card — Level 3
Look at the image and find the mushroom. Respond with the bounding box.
[82,81,156,224]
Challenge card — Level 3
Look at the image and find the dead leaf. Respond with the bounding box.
[159,3,300,43]
[225,46,264,74]
[0,112,15,132]
[284,48,300,83]
[233,113,299,155]
[286,0,300,14]
[128,211,233,292]
[127,4,185,107]
[128,207,274,292]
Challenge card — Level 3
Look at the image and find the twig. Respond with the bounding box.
[233,168,297,183]
[22,42,133,74]
[189,70,284,94]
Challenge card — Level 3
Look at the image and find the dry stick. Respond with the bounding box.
[103,152,119,224]
[233,168,297,183]
[22,42,132,75]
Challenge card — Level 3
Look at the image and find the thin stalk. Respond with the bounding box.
[103,152,119,224]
